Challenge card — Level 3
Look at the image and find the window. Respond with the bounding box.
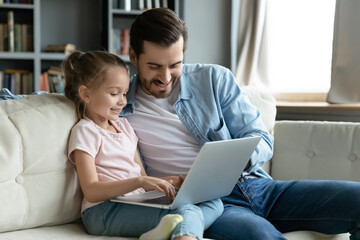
[267,0,336,96]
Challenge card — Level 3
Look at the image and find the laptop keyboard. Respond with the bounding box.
[142,196,173,205]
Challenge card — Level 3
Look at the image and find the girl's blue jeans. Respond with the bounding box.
[82,198,223,239]
[204,177,360,240]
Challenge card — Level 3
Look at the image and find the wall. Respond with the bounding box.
[182,0,231,69]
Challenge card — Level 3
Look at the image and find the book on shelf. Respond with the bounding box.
[111,28,130,56]
[21,24,33,52]
[153,0,160,8]
[45,43,76,54]
[14,23,21,52]
[47,66,63,76]
[12,23,33,52]
[111,28,121,55]
[0,24,4,51]
[21,72,33,94]
[40,67,64,94]
[0,18,33,52]
[2,24,9,52]
[40,72,49,92]
[124,0,131,11]
[0,71,3,89]
[2,69,33,94]
[113,0,131,11]
[135,0,166,11]
[122,29,130,55]
[7,10,14,52]
[145,0,152,9]
[138,0,145,10]
[49,73,64,93]
[161,0,168,8]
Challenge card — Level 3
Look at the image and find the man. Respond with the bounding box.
[120,7,360,240]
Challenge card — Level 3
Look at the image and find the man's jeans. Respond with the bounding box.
[204,177,360,240]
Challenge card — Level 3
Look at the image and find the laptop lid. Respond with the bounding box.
[112,136,261,209]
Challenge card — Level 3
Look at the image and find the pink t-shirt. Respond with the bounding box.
[68,117,145,212]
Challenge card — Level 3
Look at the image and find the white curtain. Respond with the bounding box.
[327,0,360,103]
[231,0,268,89]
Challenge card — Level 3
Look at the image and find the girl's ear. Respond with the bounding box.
[129,47,137,66]
[78,85,90,103]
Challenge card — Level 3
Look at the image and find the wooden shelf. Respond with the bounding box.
[276,101,360,122]
[277,101,360,110]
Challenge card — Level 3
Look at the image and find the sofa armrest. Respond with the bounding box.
[271,120,360,181]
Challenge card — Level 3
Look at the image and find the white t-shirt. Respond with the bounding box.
[126,83,201,177]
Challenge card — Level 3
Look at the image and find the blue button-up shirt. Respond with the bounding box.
[121,64,273,178]
[0,88,47,100]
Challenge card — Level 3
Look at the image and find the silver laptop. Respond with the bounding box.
[111,136,261,209]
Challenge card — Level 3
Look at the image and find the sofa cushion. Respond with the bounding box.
[272,120,360,181]
[0,223,134,240]
[0,94,82,233]
[283,231,349,240]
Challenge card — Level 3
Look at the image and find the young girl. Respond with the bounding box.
[63,50,223,240]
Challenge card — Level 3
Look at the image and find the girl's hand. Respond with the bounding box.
[161,175,185,189]
[140,176,176,199]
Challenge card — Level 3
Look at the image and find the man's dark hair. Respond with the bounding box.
[130,8,188,56]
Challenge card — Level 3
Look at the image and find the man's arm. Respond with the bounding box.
[218,70,274,173]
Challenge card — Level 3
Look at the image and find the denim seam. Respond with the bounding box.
[172,205,200,240]
[238,178,258,215]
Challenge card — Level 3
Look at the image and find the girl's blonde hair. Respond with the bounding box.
[62,50,128,119]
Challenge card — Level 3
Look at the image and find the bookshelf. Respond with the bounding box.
[0,1,35,93]
[0,0,181,94]
[0,0,104,94]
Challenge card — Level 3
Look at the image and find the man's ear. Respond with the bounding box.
[78,85,90,103]
[129,47,137,66]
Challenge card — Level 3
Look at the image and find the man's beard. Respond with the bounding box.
[140,77,177,98]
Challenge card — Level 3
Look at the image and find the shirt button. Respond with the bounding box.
[307,151,315,159]
[349,153,358,161]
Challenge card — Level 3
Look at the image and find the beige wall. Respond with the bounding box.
[182,0,231,68]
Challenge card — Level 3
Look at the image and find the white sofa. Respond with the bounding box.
[0,89,357,240]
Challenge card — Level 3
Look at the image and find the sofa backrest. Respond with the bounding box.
[272,120,360,181]
[243,85,277,133]
[243,86,277,173]
[0,94,82,233]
